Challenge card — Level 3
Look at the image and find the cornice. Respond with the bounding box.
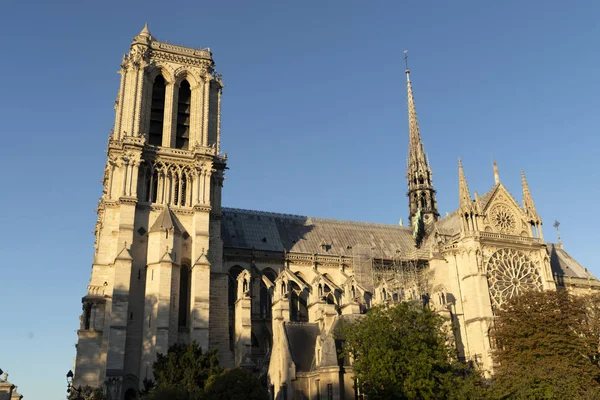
[150,41,212,61]
[223,247,352,268]
[119,196,138,205]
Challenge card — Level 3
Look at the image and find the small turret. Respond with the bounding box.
[458,159,480,232]
[458,158,472,211]
[133,23,153,45]
[521,170,543,240]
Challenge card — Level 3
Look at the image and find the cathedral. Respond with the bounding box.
[72,26,599,400]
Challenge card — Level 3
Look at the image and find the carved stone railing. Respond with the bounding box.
[144,145,193,158]
[87,285,106,297]
[151,41,212,59]
[478,231,541,244]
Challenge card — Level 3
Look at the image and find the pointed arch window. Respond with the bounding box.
[228,266,245,350]
[290,282,308,322]
[420,192,427,209]
[176,80,191,150]
[260,269,276,318]
[149,75,166,146]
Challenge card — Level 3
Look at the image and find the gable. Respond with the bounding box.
[481,184,531,237]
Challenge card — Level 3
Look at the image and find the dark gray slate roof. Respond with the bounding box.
[284,322,320,372]
[547,243,596,280]
[222,208,428,258]
[319,315,362,368]
[435,210,461,236]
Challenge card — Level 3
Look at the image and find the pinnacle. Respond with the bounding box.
[493,161,500,185]
[458,158,472,209]
[521,169,539,220]
[140,23,151,36]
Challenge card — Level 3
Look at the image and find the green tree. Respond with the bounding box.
[204,368,269,400]
[340,302,485,400]
[490,290,600,399]
[141,341,223,399]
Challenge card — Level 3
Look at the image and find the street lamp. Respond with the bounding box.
[66,370,83,400]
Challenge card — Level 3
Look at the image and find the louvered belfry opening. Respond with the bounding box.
[149,75,166,146]
[176,80,191,150]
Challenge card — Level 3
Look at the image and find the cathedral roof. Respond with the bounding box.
[221,208,429,259]
[283,322,320,372]
[478,184,499,210]
[435,210,461,236]
[547,243,597,280]
[318,315,360,368]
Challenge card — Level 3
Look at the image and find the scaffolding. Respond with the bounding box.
[353,245,430,303]
[352,244,374,293]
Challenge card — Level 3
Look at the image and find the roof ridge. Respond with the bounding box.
[222,207,413,230]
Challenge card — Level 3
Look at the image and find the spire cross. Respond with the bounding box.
[553,220,562,244]
[404,50,410,81]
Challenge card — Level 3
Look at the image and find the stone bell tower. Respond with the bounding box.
[72,25,229,398]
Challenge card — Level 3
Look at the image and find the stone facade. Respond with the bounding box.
[73,26,599,400]
[0,373,23,400]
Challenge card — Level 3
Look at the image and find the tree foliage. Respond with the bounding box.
[153,341,222,391]
[204,368,269,400]
[490,290,600,399]
[140,341,222,399]
[340,302,485,400]
[140,341,267,400]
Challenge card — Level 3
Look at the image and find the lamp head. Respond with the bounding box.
[66,369,74,384]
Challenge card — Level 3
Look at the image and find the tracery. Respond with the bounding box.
[486,248,542,310]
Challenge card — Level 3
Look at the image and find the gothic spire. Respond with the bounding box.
[404,51,438,226]
[458,158,472,211]
[521,170,540,222]
[406,59,428,173]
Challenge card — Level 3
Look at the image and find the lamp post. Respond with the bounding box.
[66,370,83,400]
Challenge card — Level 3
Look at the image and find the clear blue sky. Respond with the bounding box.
[1,1,598,398]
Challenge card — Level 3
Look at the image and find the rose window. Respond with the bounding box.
[486,248,542,310]
[490,204,517,234]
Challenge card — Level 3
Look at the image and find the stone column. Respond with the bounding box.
[190,82,203,147]
[216,86,222,154]
[105,246,133,373]
[162,83,176,148]
[202,77,212,146]
[234,270,252,366]
[190,254,211,350]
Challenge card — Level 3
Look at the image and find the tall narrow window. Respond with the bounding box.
[149,75,166,146]
[315,379,321,400]
[151,170,159,203]
[290,282,308,322]
[176,80,191,150]
[174,174,180,206]
[178,264,190,328]
[180,174,187,206]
